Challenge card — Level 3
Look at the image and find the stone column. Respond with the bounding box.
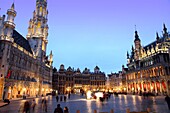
[160,82,162,95]
[165,81,169,95]
[142,82,144,92]
[154,82,157,94]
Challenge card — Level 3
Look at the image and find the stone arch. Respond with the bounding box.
[161,80,166,92]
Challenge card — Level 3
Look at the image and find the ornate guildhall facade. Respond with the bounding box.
[0,0,53,100]
[53,65,106,94]
[126,24,170,95]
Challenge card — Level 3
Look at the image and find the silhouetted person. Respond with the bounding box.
[31,99,36,111]
[64,95,67,102]
[68,93,70,99]
[42,98,47,112]
[24,101,30,113]
[165,95,170,110]
[64,106,69,113]
[54,104,63,113]
[56,95,59,102]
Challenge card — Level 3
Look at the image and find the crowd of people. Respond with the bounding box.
[18,93,70,113]
[18,92,170,112]
[18,99,37,113]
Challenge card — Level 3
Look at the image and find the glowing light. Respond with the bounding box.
[50,89,52,91]
[86,90,92,99]
[151,86,153,90]
[132,87,134,91]
[36,88,39,91]
[23,88,26,91]
[42,88,44,91]
[46,89,48,91]
[124,88,126,91]
[138,87,140,90]
[95,92,103,99]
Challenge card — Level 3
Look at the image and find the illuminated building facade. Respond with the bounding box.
[0,0,53,100]
[53,65,106,94]
[108,65,127,92]
[126,24,170,95]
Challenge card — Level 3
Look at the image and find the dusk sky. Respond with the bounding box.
[0,0,170,74]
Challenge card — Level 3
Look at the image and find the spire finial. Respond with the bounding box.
[11,2,15,10]
[163,23,167,34]
[127,51,129,59]
[135,25,137,31]
[156,32,159,40]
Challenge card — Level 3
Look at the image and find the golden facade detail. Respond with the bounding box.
[0,1,53,100]
[126,24,170,95]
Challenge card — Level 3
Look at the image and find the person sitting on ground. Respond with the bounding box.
[54,104,63,113]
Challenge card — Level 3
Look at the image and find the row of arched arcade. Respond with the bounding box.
[127,80,170,95]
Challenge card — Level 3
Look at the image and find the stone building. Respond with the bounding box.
[108,65,127,93]
[126,24,170,95]
[0,0,53,100]
[53,65,106,94]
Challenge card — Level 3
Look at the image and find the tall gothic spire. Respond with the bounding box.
[134,30,140,42]
[163,23,167,34]
[156,32,160,41]
[27,0,49,61]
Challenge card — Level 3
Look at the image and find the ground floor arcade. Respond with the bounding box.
[127,80,170,95]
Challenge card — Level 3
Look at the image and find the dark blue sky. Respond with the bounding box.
[0,0,170,74]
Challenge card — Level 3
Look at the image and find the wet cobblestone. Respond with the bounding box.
[0,94,169,113]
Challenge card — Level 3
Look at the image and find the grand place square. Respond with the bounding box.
[0,0,170,113]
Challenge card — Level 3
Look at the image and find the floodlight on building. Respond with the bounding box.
[132,87,134,91]
[23,88,26,91]
[36,88,39,91]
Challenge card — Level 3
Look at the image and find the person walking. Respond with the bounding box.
[42,98,47,112]
[54,104,63,113]
[64,106,69,113]
[68,93,70,99]
[31,99,36,111]
[165,95,170,110]
[56,95,59,102]
[64,95,67,102]
[24,100,30,113]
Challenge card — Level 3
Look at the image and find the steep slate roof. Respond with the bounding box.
[12,30,33,54]
[143,37,166,51]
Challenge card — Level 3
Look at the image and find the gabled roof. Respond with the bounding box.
[12,30,33,54]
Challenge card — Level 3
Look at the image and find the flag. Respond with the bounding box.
[6,70,12,78]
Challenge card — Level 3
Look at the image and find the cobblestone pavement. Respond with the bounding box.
[0,94,169,113]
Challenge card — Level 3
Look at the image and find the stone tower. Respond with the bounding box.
[27,0,49,61]
[0,3,16,42]
[0,3,16,100]
[134,30,141,60]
